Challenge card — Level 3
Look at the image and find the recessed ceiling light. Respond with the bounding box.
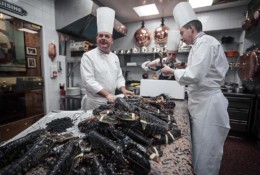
[18,28,38,34]
[189,0,213,8]
[133,4,159,17]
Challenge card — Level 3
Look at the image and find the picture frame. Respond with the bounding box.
[27,57,36,68]
[26,47,37,55]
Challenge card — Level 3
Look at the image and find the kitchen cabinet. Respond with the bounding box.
[253,95,260,149]
[0,114,43,143]
[224,92,256,136]
[0,80,45,143]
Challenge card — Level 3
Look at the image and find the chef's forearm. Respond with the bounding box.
[98,89,117,103]
[170,68,175,75]
[97,89,110,98]
[141,61,151,71]
[119,86,127,92]
[119,86,134,95]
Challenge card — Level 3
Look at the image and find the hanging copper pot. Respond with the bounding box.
[48,42,56,61]
[134,21,151,47]
[242,17,252,31]
[154,18,169,46]
[237,51,260,81]
[254,9,260,21]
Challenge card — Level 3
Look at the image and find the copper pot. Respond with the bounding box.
[134,21,151,47]
[254,9,260,21]
[249,14,258,26]
[48,42,56,61]
[134,27,151,47]
[237,51,260,81]
[154,24,169,46]
[225,50,239,57]
[242,17,252,31]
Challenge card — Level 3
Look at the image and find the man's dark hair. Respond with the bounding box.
[183,20,203,32]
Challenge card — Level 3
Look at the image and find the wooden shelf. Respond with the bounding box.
[117,52,162,56]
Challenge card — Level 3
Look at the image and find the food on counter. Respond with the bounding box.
[0,94,181,175]
[46,117,74,133]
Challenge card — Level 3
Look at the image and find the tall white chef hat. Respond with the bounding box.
[97,7,115,34]
[167,30,181,52]
[173,2,198,28]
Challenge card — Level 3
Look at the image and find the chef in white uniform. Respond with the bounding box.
[141,30,185,80]
[161,2,230,175]
[80,7,133,110]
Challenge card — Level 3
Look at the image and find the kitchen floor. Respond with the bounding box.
[220,136,260,175]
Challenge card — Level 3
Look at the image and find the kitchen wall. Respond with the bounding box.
[1,1,251,113]
[112,6,248,51]
[110,5,249,84]
[1,0,65,114]
[69,5,250,87]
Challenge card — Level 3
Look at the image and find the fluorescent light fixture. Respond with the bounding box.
[133,4,159,17]
[18,28,38,34]
[189,0,213,8]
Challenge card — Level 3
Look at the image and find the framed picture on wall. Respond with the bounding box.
[27,57,36,68]
[26,47,37,55]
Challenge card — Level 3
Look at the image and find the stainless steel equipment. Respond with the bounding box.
[55,0,127,43]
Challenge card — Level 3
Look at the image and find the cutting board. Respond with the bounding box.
[140,79,185,100]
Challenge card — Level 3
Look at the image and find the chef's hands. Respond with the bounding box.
[98,87,134,104]
[174,62,186,69]
[147,59,164,68]
[98,89,117,103]
[120,87,134,96]
[147,61,157,68]
[106,94,117,103]
[161,64,174,76]
[105,89,133,103]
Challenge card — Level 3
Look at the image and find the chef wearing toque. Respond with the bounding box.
[141,30,185,80]
[80,7,133,111]
[161,2,230,175]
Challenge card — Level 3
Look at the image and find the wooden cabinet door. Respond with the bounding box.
[0,114,43,143]
[25,89,44,116]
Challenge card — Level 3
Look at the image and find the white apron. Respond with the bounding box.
[84,94,107,110]
[174,33,230,175]
[188,88,230,175]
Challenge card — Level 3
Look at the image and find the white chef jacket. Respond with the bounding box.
[174,33,230,175]
[80,48,125,110]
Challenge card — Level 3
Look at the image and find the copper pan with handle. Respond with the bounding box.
[236,50,260,81]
